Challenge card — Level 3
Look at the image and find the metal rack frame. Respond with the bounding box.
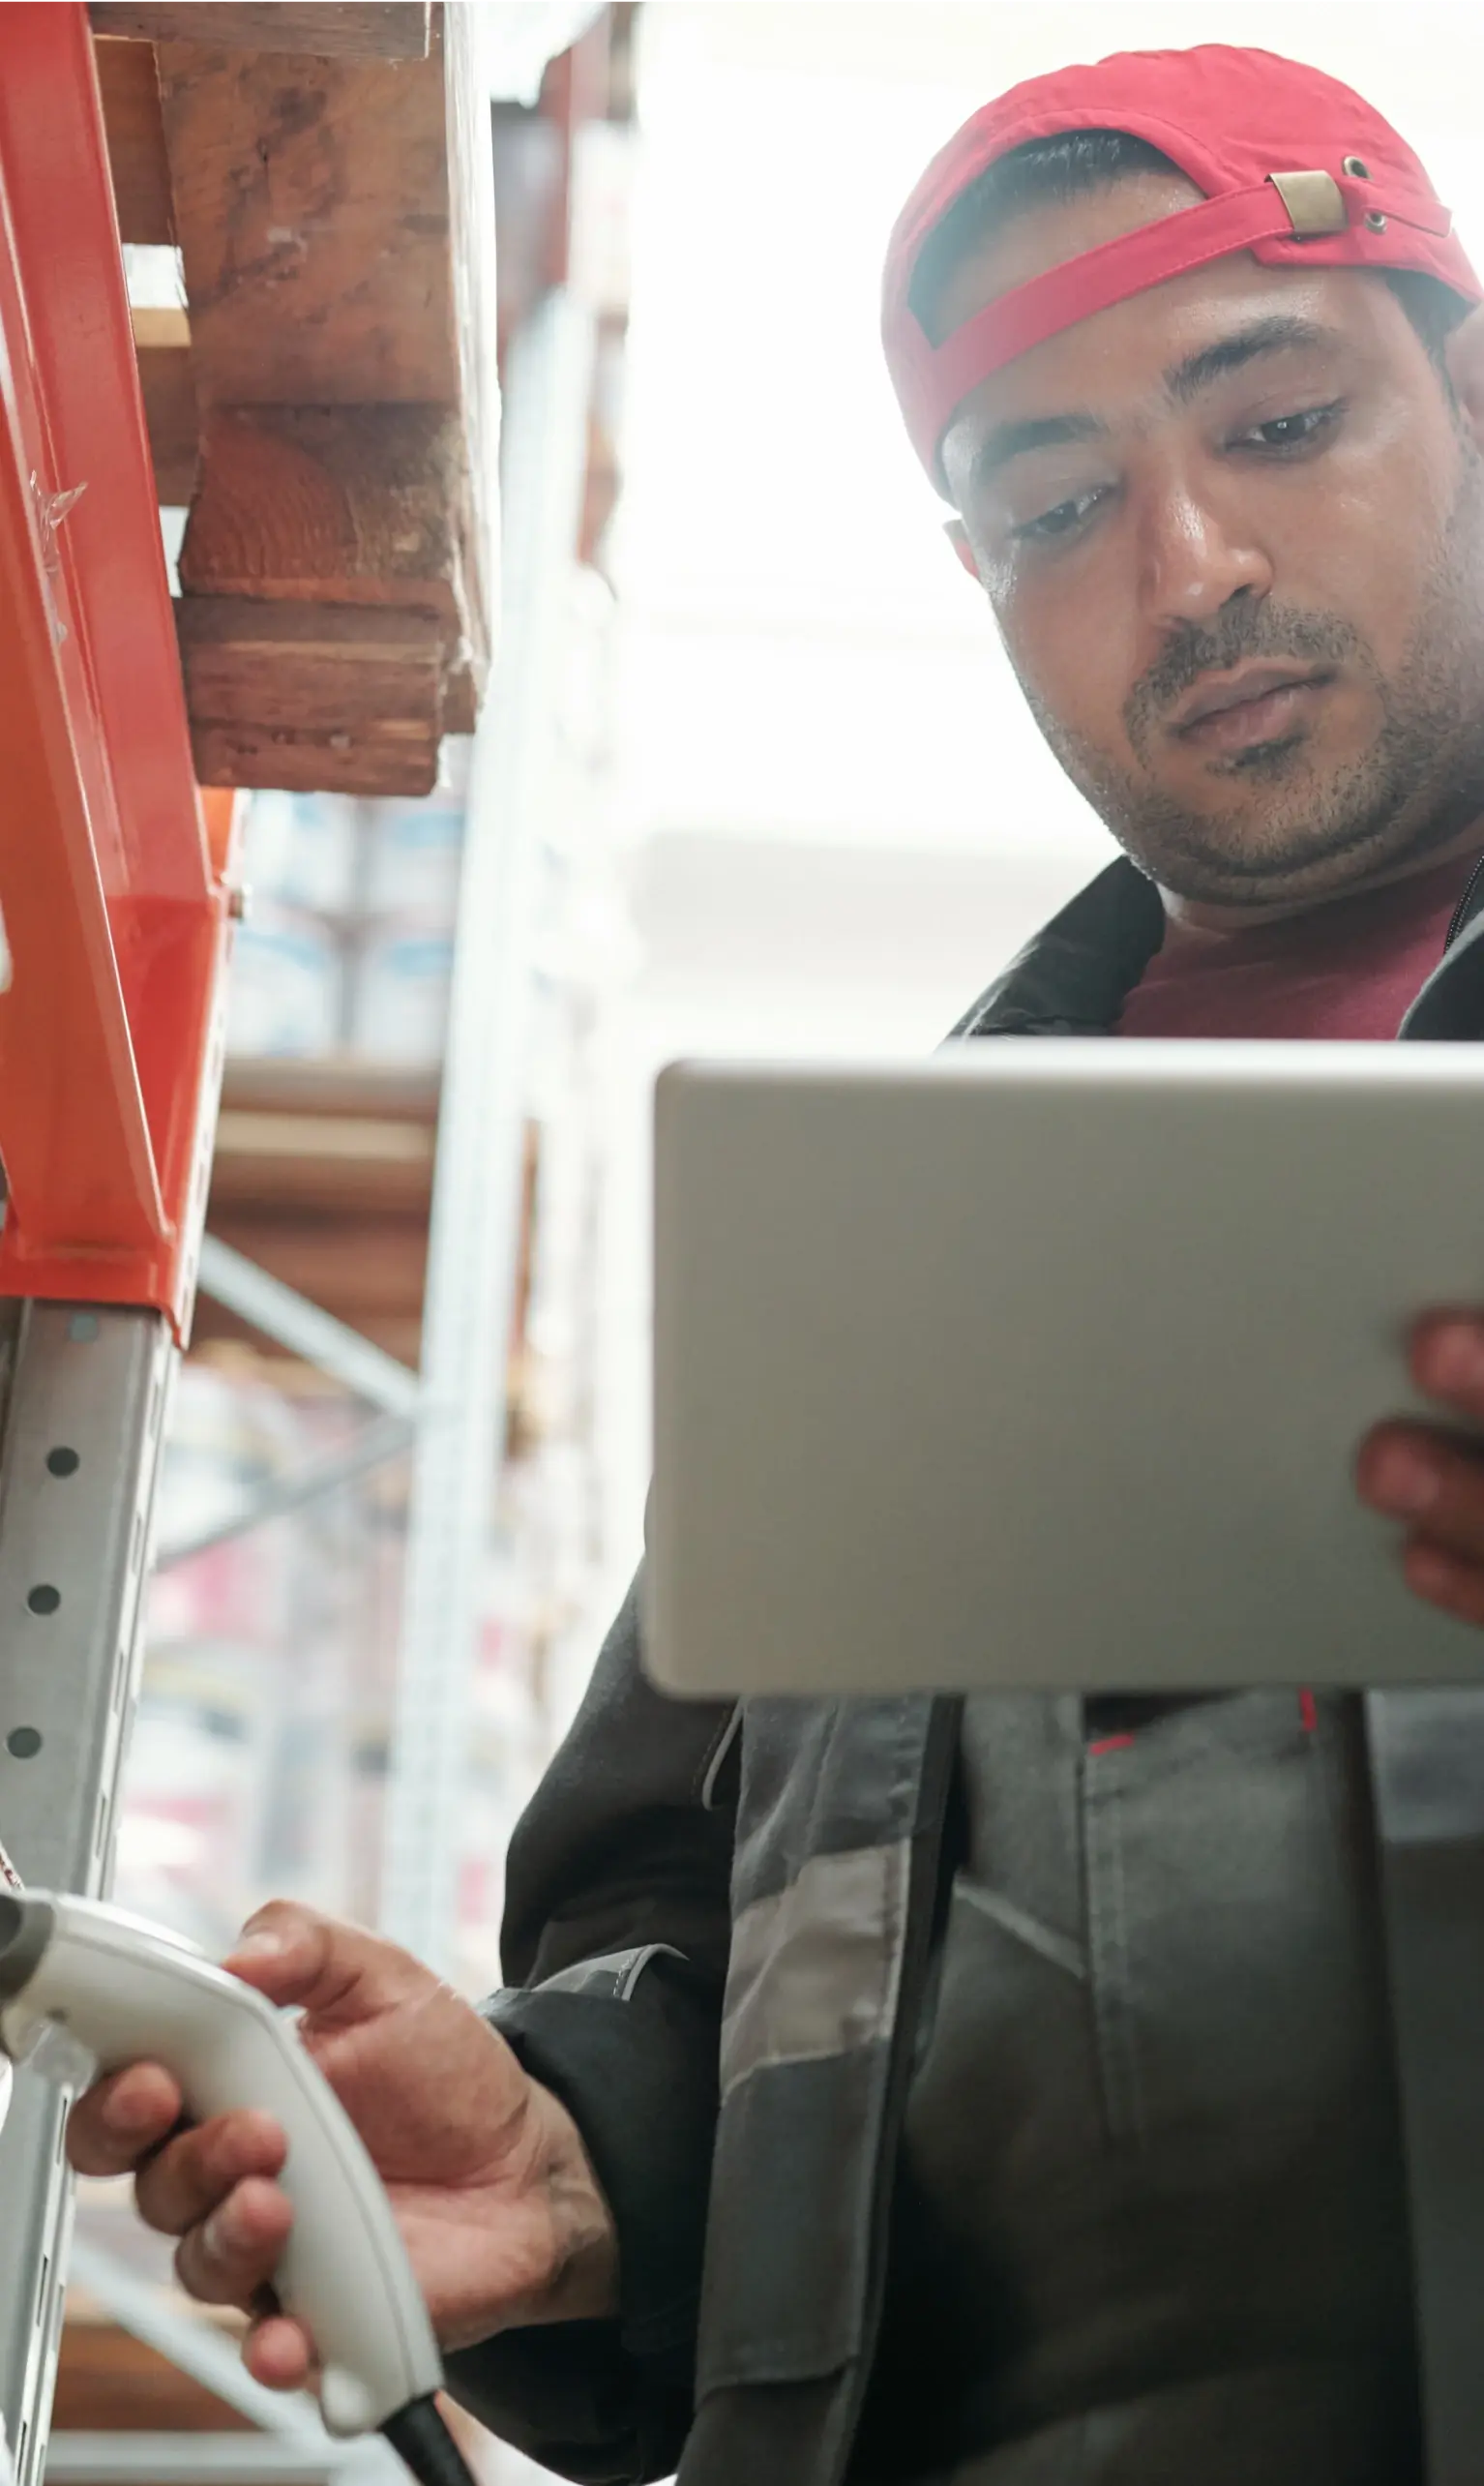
[0,1310,178,2486]
[0,5,233,1335]
[0,8,593,2481]
[0,13,233,2482]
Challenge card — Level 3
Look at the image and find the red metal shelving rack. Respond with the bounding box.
[0,15,233,2483]
[0,0,233,1338]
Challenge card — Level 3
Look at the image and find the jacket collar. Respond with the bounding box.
[951,857,1162,1040]
[953,850,1484,1044]
[1401,866,1484,1037]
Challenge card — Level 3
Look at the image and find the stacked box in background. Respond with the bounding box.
[226,749,473,1066]
[224,790,360,1057]
[351,794,464,1065]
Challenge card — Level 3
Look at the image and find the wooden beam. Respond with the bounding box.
[154,43,460,404]
[209,1110,435,1217]
[145,15,491,784]
[175,595,446,733]
[136,341,198,503]
[58,2309,252,2435]
[176,578,454,796]
[189,716,439,798]
[179,406,474,627]
[92,35,174,243]
[130,304,190,349]
[442,658,478,737]
[89,5,432,60]
[194,1211,430,1345]
[221,1060,440,1120]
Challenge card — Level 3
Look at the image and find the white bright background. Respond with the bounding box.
[577,2,1484,1653]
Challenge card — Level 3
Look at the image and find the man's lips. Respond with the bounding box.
[1169,663,1334,756]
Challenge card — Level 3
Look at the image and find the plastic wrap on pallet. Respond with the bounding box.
[362,796,466,922]
[242,790,361,914]
[224,904,348,1059]
[347,919,457,1064]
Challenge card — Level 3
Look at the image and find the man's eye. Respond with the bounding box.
[1239,403,1343,452]
[1010,486,1105,545]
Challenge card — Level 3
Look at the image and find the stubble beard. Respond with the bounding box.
[1017,455,1484,908]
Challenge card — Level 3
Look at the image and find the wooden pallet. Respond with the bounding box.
[91,1,490,796]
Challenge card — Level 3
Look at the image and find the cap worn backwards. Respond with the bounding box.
[881,45,1484,499]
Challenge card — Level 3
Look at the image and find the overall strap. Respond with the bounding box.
[1367,1687,1484,2485]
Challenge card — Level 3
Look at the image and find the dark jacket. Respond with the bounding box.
[446,854,1484,2486]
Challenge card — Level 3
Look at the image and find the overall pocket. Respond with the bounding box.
[1079,1690,1384,2154]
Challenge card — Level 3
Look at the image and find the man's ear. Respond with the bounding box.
[943,517,982,584]
[1445,304,1484,449]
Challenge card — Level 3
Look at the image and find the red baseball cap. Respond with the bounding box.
[881,45,1483,499]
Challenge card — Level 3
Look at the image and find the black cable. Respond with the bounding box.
[380,2396,482,2486]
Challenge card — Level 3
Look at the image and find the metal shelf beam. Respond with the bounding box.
[195,1242,421,1422]
[64,2243,326,2449]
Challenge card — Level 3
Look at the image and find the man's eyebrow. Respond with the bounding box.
[969,410,1108,490]
[1164,314,1336,404]
[965,314,1341,492]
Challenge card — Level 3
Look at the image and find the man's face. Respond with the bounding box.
[939,173,1484,906]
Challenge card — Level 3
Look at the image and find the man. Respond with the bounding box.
[68,43,1484,2486]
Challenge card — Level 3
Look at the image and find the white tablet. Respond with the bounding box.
[644,1041,1484,1699]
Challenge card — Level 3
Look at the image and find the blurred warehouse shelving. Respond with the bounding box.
[36,10,641,2486]
[105,0,638,2001]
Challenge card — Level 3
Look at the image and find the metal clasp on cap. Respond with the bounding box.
[1269,169,1349,238]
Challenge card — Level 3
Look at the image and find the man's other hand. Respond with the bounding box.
[1358,1313,1484,1627]
[66,1903,618,2391]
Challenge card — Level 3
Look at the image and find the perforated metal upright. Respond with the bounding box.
[0,1308,180,2485]
[0,12,235,2482]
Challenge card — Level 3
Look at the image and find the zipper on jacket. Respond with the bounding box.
[1444,851,1484,949]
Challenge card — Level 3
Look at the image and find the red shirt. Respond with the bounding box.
[1113,849,1474,1040]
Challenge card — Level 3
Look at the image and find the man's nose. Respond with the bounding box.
[1138,481,1273,629]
